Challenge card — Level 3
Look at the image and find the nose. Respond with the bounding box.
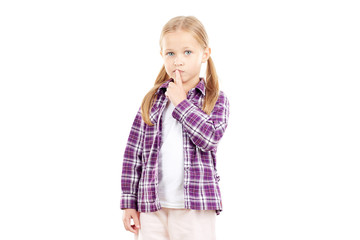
[174,57,183,66]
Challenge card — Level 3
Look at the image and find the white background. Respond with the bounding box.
[1,0,359,239]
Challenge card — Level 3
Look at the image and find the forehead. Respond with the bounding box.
[162,30,200,50]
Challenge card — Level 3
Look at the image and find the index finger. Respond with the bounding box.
[174,69,182,85]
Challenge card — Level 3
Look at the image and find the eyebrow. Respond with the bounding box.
[165,47,192,51]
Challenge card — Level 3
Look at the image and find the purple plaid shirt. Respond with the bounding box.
[120,77,230,215]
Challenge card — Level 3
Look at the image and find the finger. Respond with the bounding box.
[124,216,136,233]
[175,70,182,85]
[131,224,138,234]
[133,212,141,230]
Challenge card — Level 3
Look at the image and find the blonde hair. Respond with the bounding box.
[141,16,220,126]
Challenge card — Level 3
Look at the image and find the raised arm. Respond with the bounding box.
[172,91,230,152]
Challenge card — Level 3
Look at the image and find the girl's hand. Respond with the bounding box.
[165,69,187,107]
[122,209,141,234]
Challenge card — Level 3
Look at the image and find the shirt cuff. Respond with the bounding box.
[172,99,197,123]
[120,193,138,210]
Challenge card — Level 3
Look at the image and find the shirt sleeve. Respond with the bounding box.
[172,91,230,152]
[120,106,145,210]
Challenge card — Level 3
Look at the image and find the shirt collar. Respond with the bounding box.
[156,77,206,96]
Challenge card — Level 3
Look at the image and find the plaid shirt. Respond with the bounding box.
[120,77,230,215]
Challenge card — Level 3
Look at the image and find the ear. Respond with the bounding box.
[201,47,211,63]
[160,50,163,58]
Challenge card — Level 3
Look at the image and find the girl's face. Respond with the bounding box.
[160,30,211,93]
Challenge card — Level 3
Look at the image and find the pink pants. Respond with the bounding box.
[134,207,217,240]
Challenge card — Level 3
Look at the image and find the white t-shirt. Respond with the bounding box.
[158,100,185,208]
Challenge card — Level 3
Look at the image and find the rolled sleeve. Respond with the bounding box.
[172,91,230,152]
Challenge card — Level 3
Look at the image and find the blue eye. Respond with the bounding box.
[166,51,192,56]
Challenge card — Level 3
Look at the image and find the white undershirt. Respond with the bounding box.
[158,100,185,208]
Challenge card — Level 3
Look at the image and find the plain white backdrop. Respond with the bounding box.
[0,0,359,239]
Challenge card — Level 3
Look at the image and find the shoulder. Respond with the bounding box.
[206,90,230,119]
[133,106,144,124]
[218,90,228,101]
[215,90,230,108]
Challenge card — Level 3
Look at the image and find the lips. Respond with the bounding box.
[173,70,184,73]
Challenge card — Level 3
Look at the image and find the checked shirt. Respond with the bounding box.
[120,77,230,215]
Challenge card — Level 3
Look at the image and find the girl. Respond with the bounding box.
[120,16,230,240]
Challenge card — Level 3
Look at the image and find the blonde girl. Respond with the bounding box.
[120,15,230,240]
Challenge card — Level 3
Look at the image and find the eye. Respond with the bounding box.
[185,50,192,55]
[166,52,174,56]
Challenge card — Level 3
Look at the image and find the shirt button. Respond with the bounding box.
[184,167,190,171]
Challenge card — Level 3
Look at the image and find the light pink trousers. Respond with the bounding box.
[134,207,216,240]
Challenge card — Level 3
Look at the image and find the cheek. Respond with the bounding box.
[164,59,172,68]
[163,61,170,70]
[190,56,201,65]
[189,60,201,69]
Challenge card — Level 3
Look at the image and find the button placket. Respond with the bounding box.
[184,166,190,190]
[214,173,220,182]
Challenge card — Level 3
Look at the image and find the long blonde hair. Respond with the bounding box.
[141,16,220,126]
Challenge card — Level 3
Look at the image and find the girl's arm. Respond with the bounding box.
[172,90,230,152]
[120,106,144,210]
